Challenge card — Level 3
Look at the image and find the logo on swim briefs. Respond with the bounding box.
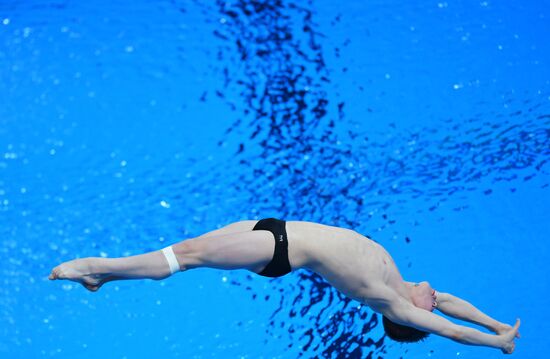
[278,234,283,241]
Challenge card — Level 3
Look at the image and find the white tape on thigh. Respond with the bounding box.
[162,246,180,274]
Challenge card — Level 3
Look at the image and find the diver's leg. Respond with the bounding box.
[90,221,260,278]
[88,221,261,288]
[172,229,275,272]
[49,221,274,291]
[48,250,176,291]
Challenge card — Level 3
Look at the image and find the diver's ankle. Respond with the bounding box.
[88,257,112,276]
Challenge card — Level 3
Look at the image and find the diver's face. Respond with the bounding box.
[411,281,437,312]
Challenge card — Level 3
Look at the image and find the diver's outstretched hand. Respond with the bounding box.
[495,321,521,339]
[499,319,521,354]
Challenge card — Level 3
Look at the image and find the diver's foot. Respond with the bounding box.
[49,257,110,292]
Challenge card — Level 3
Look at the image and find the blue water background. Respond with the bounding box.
[1,0,549,358]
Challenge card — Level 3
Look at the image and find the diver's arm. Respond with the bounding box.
[384,299,517,352]
[436,292,511,334]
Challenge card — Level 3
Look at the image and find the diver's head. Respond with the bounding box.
[381,315,431,343]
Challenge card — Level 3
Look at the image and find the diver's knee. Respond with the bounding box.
[171,238,204,270]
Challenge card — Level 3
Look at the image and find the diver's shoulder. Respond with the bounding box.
[360,283,403,313]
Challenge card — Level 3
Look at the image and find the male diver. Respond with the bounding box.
[49,218,521,354]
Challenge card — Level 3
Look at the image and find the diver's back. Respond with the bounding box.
[286,220,391,302]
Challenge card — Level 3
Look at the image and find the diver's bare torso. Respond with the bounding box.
[285,220,405,310]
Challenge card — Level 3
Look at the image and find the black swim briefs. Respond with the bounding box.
[252,217,292,278]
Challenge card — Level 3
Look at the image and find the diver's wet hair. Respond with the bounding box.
[382,315,430,343]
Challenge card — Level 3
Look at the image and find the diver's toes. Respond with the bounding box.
[49,269,58,280]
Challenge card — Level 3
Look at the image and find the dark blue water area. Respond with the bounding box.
[0,0,549,358]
